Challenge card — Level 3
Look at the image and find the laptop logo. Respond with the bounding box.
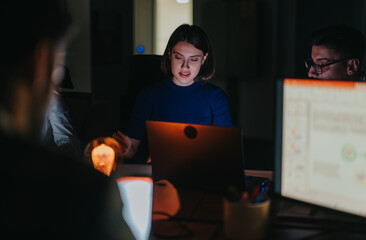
[184,126,197,139]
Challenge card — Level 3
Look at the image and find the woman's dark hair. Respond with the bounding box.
[311,24,365,64]
[161,24,215,82]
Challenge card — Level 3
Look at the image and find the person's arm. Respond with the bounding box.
[117,86,154,160]
[45,92,81,159]
[48,92,76,143]
[112,131,140,159]
[211,88,234,127]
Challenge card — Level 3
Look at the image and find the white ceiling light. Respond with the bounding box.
[176,0,190,4]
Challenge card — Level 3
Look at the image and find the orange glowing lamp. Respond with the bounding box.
[84,137,123,176]
[91,143,115,176]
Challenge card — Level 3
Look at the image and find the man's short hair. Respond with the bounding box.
[0,0,71,106]
[0,0,70,78]
[311,24,365,63]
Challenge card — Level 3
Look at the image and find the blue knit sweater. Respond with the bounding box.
[127,78,234,140]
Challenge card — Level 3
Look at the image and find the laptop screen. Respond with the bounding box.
[274,78,366,218]
[146,121,245,193]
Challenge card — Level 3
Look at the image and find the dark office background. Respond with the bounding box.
[61,0,366,170]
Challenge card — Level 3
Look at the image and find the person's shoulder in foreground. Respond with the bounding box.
[0,131,134,239]
[0,0,134,238]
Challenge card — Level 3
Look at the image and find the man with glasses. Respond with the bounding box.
[305,24,366,81]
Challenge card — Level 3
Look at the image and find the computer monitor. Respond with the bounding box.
[117,176,153,240]
[274,78,366,218]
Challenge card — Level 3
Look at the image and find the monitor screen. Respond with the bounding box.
[274,78,366,218]
[117,176,153,240]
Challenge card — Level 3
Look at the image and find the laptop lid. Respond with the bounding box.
[274,78,366,218]
[146,121,245,193]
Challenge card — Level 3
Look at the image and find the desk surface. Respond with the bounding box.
[117,164,274,180]
[117,164,366,240]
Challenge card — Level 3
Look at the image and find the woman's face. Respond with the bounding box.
[170,41,207,86]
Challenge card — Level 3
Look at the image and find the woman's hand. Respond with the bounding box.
[112,131,140,159]
[112,131,131,156]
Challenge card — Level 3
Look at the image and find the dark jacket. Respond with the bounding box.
[0,131,134,239]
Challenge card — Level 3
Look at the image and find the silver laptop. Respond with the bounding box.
[146,121,245,194]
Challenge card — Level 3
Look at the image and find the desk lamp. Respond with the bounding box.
[84,137,123,176]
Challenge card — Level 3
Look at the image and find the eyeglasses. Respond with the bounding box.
[304,58,350,74]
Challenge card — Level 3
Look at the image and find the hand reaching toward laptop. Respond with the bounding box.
[112,131,141,160]
[112,131,131,157]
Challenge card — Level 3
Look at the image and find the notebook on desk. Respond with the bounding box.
[274,78,366,220]
[146,121,245,194]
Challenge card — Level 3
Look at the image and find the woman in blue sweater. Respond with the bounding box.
[115,24,233,161]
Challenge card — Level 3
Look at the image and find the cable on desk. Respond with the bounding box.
[187,191,206,219]
[170,216,222,224]
[208,222,224,240]
[152,211,194,238]
[298,231,332,240]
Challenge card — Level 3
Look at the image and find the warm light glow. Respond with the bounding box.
[284,78,357,89]
[91,144,115,176]
[152,179,181,220]
[117,177,153,240]
[176,0,190,3]
[154,0,193,55]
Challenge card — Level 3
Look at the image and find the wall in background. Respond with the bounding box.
[62,0,133,147]
[195,0,279,140]
[134,0,154,54]
[90,0,133,96]
[154,0,193,55]
[66,0,92,93]
[133,0,193,55]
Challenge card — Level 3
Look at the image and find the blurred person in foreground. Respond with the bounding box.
[306,24,366,81]
[0,0,134,239]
